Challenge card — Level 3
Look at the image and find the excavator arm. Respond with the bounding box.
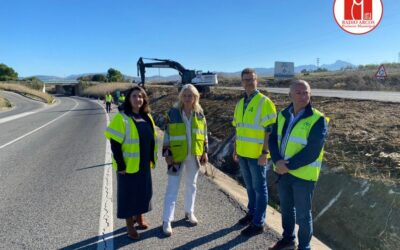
[137,57,189,86]
[136,57,217,92]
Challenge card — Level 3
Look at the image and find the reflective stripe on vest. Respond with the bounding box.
[105,112,157,173]
[167,108,206,162]
[105,127,124,140]
[274,108,326,181]
[234,92,275,159]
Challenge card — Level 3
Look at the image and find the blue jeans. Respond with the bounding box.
[238,156,268,227]
[278,174,316,250]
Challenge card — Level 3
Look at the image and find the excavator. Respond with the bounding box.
[137,57,218,92]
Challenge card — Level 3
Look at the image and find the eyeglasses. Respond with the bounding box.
[242,78,256,82]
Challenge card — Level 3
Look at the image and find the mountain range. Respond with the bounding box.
[28,60,355,81]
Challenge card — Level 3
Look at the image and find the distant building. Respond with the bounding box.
[274,61,295,79]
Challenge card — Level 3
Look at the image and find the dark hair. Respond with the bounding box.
[241,68,257,79]
[123,86,151,114]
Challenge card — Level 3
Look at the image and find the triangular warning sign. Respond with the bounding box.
[375,65,387,79]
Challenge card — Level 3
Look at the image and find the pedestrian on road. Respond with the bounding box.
[162,84,209,236]
[268,80,329,250]
[105,92,113,113]
[232,68,277,237]
[104,86,158,240]
[118,92,126,112]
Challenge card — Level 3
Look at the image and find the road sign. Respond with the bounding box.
[274,61,295,79]
[375,64,387,79]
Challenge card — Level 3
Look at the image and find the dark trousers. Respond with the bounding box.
[278,174,315,250]
[106,102,111,113]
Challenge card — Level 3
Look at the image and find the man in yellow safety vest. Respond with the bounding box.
[104,92,113,113]
[232,68,277,237]
[268,80,329,250]
[118,93,126,111]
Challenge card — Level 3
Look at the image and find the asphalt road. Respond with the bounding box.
[0,95,280,249]
[0,91,46,120]
[0,96,106,249]
[217,86,400,103]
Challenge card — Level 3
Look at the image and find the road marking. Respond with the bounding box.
[95,99,114,250]
[0,111,37,124]
[0,98,79,150]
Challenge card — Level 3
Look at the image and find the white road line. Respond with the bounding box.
[0,98,79,150]
[94,99,114,250]
[0,111,36,124]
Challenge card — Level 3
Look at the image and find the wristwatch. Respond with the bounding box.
[261,150,269,155]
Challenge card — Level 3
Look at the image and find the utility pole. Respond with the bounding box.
[316,58,320,68]
[398,52,400,64]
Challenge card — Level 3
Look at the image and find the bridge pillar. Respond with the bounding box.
[74,84,82,96]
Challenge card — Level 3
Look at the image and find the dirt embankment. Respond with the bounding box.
[0,95,12,110]
[0,83,54,104]
[147,86,400,183]
[139,85,400,249]
[219,68,400,91]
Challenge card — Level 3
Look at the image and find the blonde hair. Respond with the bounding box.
[174,84,203,113]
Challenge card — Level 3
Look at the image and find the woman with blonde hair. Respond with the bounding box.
[161,84,209,236]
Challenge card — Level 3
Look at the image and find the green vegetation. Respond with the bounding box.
[21,77,44,91]
[0,63,18,81]
[82,82,134,99]
[78,68,130,83]
[78,74,108,82]
[107,68,124,82]
[0,83,54,104]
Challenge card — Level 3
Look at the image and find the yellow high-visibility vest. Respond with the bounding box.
[274,108,328,181]
[105,94,112,102]
[233,92,276,159]
[104,112,158,173]
[167,108,206,162]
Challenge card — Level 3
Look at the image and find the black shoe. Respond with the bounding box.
[240,224,264,237]
[238,213,253,225]
[269,239,296,250]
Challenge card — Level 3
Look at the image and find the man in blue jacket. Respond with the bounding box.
[268,80,329,250]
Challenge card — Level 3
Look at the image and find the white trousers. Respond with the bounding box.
[162,155,199,223]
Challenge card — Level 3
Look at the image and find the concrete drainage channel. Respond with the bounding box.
[153,112,400,250]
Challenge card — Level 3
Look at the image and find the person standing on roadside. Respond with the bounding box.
[104,86,158,240]
[118,92,126,111]
[268,80,329,250]
[232,68,277,237]
[105,92,113,113]
[161,84,209,237]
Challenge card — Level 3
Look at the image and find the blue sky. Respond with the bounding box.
[0,0,399,77]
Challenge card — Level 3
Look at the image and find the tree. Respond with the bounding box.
[78,75,92,81]
[92,74,107,82]
[107,68,124,82]
[24,76,43,83]
[314,67,328,73]
[0,63,18,81]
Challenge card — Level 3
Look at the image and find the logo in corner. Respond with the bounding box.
[333,0,383,35]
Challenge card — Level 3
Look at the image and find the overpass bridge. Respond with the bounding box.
[43,80,100,95]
